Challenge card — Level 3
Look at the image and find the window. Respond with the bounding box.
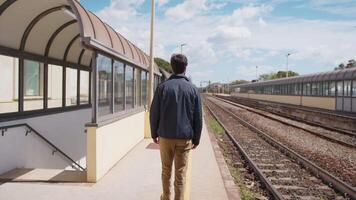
[24,60,44,111]
[97,55,112,116]
[318,82,323,96]
[304,83,311,96]
[344,80,351,97]
[48,64,63,108]
[125,65,134,109]
[0,55,18,114]
[80,71,90,104]
[322,82,329,96]
[114,61,124,112]
[353,80,356,97]
[135,69,141,107]
[66,68,78,106]
[337,81,343,97]
[311,83,318,95]
[141,72,147,106]
[329,82,336,96]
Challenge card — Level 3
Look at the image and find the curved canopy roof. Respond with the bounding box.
[235,67,356,88]
[0,0,160,74]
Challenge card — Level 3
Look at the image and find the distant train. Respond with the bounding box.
[231,68,356,113]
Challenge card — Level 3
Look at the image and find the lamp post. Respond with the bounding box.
[147,0,155,108]
[144,0,155,138]
[286,53,291,78]
[180,43,187,54]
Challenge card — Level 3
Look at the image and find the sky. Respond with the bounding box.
[80,0,356,86]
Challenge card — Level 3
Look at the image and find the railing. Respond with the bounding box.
[0,123,86,171]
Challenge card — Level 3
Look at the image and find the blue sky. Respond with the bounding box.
[81,0,356,85]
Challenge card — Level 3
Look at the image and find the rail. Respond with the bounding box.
[204,102,284,199]
[213,95,356,148]
[0,123,86,171]
[216,95,356,138]
[205,97,356,199]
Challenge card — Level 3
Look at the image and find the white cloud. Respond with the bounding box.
[158,0,169,7]
[95,1,356,84]
[165,0,208,21]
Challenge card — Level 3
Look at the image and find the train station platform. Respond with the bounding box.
[0,120,239,200]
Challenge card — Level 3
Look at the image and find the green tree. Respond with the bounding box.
[259,71,299,80]
[154,57,172,73]
[334,59,356,70]
[230,80,249,85]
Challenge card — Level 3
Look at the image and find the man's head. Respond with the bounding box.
[171,54,188,74]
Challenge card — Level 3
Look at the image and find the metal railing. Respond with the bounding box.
[0,123,86,171]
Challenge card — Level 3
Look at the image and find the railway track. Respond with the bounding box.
[218,95,356,138]
[212,95,356,149]
[204,96,356,200]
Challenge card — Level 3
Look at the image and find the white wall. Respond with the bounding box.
[0,108,91,174]
[87,111,145,182]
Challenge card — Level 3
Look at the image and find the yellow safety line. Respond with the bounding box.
[184,150,193,200]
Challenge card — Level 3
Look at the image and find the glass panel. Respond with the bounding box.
[353,80,356,97]
[135,69,141,107]
[97,55,112,116]
[344,80,351,97]
[318,82,323,96]
[337,81,343,97]
[80,71,89,104]
[329,82,336,96]
[48,64,63,108]
[0,55,18,114]
[24,60,43,111]
[141,72,147,106]
[312,83,318,95]
[66,68,77,106]
[114,61,124,112]
[323,82,329,96]
[125,65,134,109]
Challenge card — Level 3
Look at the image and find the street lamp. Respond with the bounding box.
[180,43,187,54]
[286,53,291,78]
[147,0,155,108]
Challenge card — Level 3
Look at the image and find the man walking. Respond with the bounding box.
[150,54,202,200]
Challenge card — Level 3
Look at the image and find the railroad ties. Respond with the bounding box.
[204,95,356,200]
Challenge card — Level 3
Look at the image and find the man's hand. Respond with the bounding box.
[153,137,159,144]
[191,144,198,149]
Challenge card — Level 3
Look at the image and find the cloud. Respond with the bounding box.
[165,0,208,21]
[158,0,169,7]
[95,0,356,84]
[96,0,145,19]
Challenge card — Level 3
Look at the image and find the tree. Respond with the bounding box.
[230,80,249,85]
[154,57,172,73]
[334,59,356,70]
[259,71,299,80]
[346,59,356,68]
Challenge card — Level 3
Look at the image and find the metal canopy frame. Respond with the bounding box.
[0,0,161,123]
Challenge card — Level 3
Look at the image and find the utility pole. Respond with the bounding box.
[286,53,291,78]
[256,66,258,80]
[147,0,155,108]
[145,0,155,138]
[180,43,187,54]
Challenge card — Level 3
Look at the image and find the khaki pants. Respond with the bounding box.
[159,137,192,200]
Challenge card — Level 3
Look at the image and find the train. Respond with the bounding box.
[231,67,356,113]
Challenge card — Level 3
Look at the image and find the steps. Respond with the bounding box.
[0,168,86,183]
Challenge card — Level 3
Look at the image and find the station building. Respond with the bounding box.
[0,0,164,182]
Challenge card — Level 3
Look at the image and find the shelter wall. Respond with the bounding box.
[87,111,145,182]
[0,108,90,174]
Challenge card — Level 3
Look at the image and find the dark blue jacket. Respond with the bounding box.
[150,74,202,145]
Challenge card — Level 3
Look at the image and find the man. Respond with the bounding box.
[150,54,202,200]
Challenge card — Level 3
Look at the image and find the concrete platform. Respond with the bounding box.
[0,121,236,200]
